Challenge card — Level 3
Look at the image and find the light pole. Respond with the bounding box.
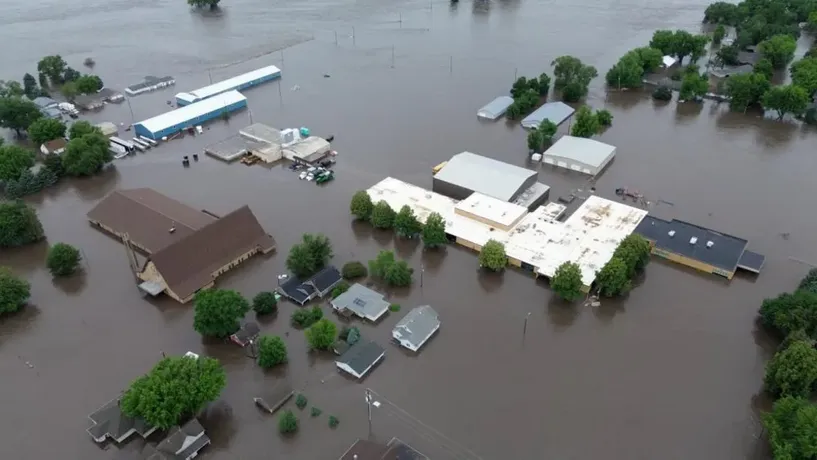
[365,388,373,438]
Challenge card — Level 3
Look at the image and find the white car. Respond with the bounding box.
[184,351,200,359]
[299,171,308,180]
[306,173,315,181]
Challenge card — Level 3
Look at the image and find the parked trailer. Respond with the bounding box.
[109,142,127,156]
[132,137,151,149]
[129,140,146,152]
[139,136,158,146]
[110,137,136,152]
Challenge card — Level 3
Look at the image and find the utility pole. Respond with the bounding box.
[391,45,395,68]
[365,389,373,438]
[352,27,356,46]
[208,68,212,84]
[126,97,135,124]
[280,49,284,67]
[522,312,531,341]
[449,55,453,75]
[334,30,338,45]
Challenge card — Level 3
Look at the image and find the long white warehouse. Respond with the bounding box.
[135,90,247,140]
[175,65,281,106]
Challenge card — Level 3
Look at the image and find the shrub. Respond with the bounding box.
[371,200,395,229]
[305,318,337,350]
[310,406,322,417]
[278,410,298,434]
[346,327,361,345]
[331,280,350,299]
[652,86,672,101]
[291,305,323,328]
[0,267,30,315]
[389,303,401,312]
[295,394,308,410]
[478,240,507,271]
[252,291,278,314]
[328,415,339,428]
[257,335,287,368]
[342,261,367,279]
[46,243,82,276]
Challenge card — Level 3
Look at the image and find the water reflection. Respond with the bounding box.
[476,268,502,293]
[605,90,646,112]
[675,102,704,124]
[199,400,238,451]
[545,293,580,329]
[52,272,88,295]
[70,167,121,202]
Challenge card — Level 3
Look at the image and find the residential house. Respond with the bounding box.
[137,205,276,303]
[32,96,57,109]
[142,419,210,460]
[40,138,67,155]
[339,437,428,460]
[229,322,260,347]
[335,340,385,379]
[392,306,440,352]
[87,397,157,443]
[331,283,390,322]
[278,265,343,305]
[74,93,105,111]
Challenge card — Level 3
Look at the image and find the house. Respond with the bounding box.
[40,138,67,155]
[392,306,440,352]
[137,206,276,303]
[142,419,210,460]
[331,283,390,322]
[32,96,57,109]
[335,340,385,379]
[278,266,343,305]
[74,93,105,111]
[229,322,260,347]
[339,437,428,460]
[87,397,157,443]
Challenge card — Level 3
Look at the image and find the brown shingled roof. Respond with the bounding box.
[147,205,275,300]
[86,188,216,253]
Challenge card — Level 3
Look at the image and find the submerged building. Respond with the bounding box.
[432,151,549,210]
[175,65,281,106]
[134,90,247,140]
[542,135,617,176]
[477,96,514,120]
[520,101,575,129]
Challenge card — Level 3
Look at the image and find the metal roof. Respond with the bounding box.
[332,284,389,321]
[393,306,440,349]
[177,65,281,103]
[136,90,246,134]
[434,151,536,202]
[477,96,514,119]
[543,135,616,168]
[520,101,575,129]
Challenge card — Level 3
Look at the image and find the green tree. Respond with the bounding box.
[725,72,770,112]
[764,340,817,398]
[537,73,552,96]
[713,24,726,44]
[328,415,339,428]
[0,81,25,98]
[27,118,66,145]
[350,190,373,221]
[368,250,392,279]
[370,200,396,229]
[422,212,447,249]
[37,56,67,85]
[60,82,78,101]
[193,289,250,338]
[781,329,816,351]
[650,30,709,65]
[478,239,507,271]
[570,106,600,138]
[649,30,676,55]
[285,233,333,278]
[331,280,350,299]
[679,72,709,101]
[537,119,558,143]
[791,57,817,96]
[595,257,631,297]
[0,201,44,248]
[62,132,112,176]
[760,35,797,70]
[799,269,817,294]
[762,396,817,460]
[252,291,278,315]
[384,260,413,287]
[305,318,337,350]
[257,335,287,368]
[809,11,817,33]
[22,73,38,99]
[68,120,101,139]
[595,109,613,127]
[0,267,30,315]
[606,52,644,89]
[46,243,81,277]
[0,145,35,181]
[74,75,103,94]
[753,58,774,80]
[763,84,810,120]
[635,47,664,73]
[759,290,817,338]
[551,55,597,101]
[716,44,740,66]
[341,261,367,279]
[394,205,422,238]
[551,261,583,301]
[346,327,361,345]
[510,76,529,99]
[295,394,307,409]
[61,67,80,84]
[652,86,673,101]
[612,234,651,277]
[527,130,543,152]
[43,153,64,178]
[0,96,42,136]
[291,306,323,328]
[121,355,226,430]
[278,410,298,434]
[703,2,739,25]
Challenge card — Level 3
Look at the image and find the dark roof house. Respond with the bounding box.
[339,437,428,460]
[230,321,260,347]
[335,340,385,379]
[87,398,157,443]
[278,265,342,305]
[142,419,210,460]
[138,205,276,303]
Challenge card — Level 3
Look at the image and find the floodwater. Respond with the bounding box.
[1,0,815,458]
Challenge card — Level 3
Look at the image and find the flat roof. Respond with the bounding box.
[521,101,575,129]
[240,123,282,144]
[477,96,514,119]
[434,151,537,202]
[544,135,616,168]
[178,65,280,102]
[137,90,246,134]
[635,216,750,272]
[512,182,551,209]
[455,192,528,228]
[204,135,265,162]
[367,178,647,286]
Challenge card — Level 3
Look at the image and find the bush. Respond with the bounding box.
[595,109,613,127]
[371,200,395,229]
[652,86,673,101]
[331,280,350,299]
[305,318,337,350]
[252,291,278,314]
[310,407,322,417]
[342,261,367,279]
[278,410,298,434]
[0,267,30,315]
[291,305,323,328]
[389,303,401,312]
[46,243,82,276]
[346,327,361,345]
[328,415,339,428]
[257,335,288,368]
[350,191,373,221]
[479,240,507,271]
[295,394,308,410]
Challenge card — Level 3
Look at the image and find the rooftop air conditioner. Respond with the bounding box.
[668,230,676,237]
[706,241,714,248]
[690,237,698,244]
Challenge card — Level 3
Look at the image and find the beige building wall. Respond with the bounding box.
[453,208,523,232]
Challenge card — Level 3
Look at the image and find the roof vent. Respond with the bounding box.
[706,240,714,248]
[668,230,676,237]
[690,237,698,245]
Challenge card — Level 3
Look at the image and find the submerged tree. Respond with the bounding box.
[551,261,583,301]
[764,340,817,399]
[350,191,373,221]
[478,239,507,272]
[46,243,82,277]
[188,0,221,9]
[762,396,817,460]
[305,318,337,350]
[763,85,809,120]
[0,267,30,315]
[394,205,422,238]
[595,257,631,297]
[257,335,288,368]
[193,289,250,338]
[0,201,44,248]
[285,233,333,278]
[370,200,396,229]
[422,212,447,249]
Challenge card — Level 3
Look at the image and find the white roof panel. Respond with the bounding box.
[455,193,528,228]
[188,65,280,100]
[544,136,616,168]
[434,151,536,201]
[137,90,246,133]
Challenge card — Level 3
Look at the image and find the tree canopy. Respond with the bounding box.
[0,267,30,315]
[422,212,447,249]
[725,72,770,112]
[252,291,278,315]
[37,55,67,85]
[350,190,373,221]
[341,261,368,279]
[68,120,101,139]
[62,131,112,176]
[188,0,221,8]
[0,81,24,98]
[193,289,250,338]
[0,201,44,248]
[764,340,817,398]
[762,396,817,460]
[649,30,709,65]
[285,233,333,278]
[759,289,817,338]
[763,84,810,120]
[570,106,601,138]
[0,97,42,136]
[551,56,597,102]
[790,57,817,96]
[74,75,104,94]
[368,250,413,287]
[257,335,288,368]
[612,234,651,278]
[27,118,66,145]
[0,144,35,182]
[305,318,337,350]
[479,239,507,272]
[595,256,631,297]
[370,200,396,229]
[679,72,709,102]
[22,74,39,99]
[121,355,226,430]
[46,243,82,277]
[551,261,584,301]
[759,34,798,69]
[394,205,422,238]
[278,410,298,434]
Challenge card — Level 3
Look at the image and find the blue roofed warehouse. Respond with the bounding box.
[134,90,248,140]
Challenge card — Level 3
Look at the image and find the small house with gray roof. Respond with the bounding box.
[142,419,210,460]
[336,340,385,379]
[87,397,157,444]
[392,305,440,352]
[331,283,390,322]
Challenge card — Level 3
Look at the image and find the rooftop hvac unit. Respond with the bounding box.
[706,240,714,248]
[690,237,698,244]
[668,230,676,237]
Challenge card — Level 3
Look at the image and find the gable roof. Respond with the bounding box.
[337,340,385,376]
[146,419,209,460]
[309,266,343,292]
[231,322,260,344]
[279,276,317,304]
[520,101,575,129]
[393,306,440,348]
[147,206,275,300]
[339,439,389,460]
[33,96,57,108]
[87,398,154,443]
[87,189,216,253]
[332,284,390,321]
[435,151,537,202]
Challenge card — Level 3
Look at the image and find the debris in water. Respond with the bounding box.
[291,85,300,91]
[323,74,331,78]
[25,361,34,368]
[780,232,790,240]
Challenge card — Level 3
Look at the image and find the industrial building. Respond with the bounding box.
[175,65,281,106]
[634,216,765,279]
[367,177,646,290]
[239,123,330,164]
[432,151,549,210]
[134,90,247,140]
[477,96,514,120]
[542,135,617,176]
[521,101,575,129]
[204,135,270,162]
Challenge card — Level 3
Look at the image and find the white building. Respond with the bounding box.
[542,135,616,176]
[392,306,440,352]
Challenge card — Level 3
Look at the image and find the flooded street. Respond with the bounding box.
[1,0,815,458]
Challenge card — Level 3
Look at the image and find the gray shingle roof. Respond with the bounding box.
[337,340,385,376]
[87,398,155,443]
[331,284,390,321]
[392,306,440,349]
[146,419,209,460]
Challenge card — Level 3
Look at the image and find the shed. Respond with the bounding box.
[229,322,260,347]
[541,135,616,176]
[520,101,575,129]
[392,305,440,352]
[335,340,385,379]
[41,138,67,155]
[145,418,210,460]
[477,96,514,120]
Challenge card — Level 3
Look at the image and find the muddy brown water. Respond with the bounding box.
[1,0,816,458]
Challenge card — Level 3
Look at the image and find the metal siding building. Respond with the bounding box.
[134,91,247,140]
[520,101,575,129]
[542,135,616,176]
[432,151,545,203]
[175,65,281,106]
[477,96,514,120]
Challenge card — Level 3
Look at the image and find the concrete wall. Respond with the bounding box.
[453,207,525,232]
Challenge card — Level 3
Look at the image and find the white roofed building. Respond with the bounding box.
[542,135,617,176]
